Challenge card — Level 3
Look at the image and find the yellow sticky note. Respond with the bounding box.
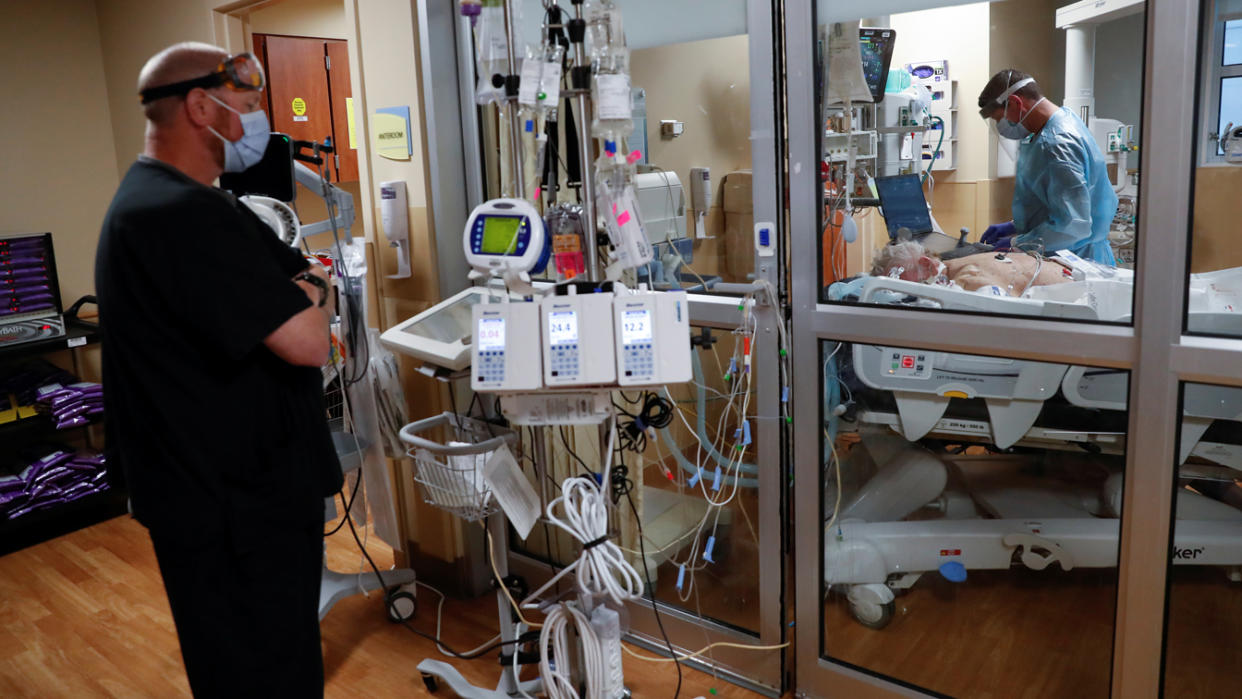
[292,97,307,116]
[345,97,357,149]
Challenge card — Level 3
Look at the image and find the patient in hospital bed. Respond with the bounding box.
[871,240,1076,296]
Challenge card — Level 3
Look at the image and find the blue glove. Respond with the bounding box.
[981,221,1016,245]
[992,236,1013,252]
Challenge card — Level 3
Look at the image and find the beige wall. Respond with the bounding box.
[246,0,348,40]
[95,0,231,181]
[0,0,120,308]
[631,33,752,280]
[888,2,989,183]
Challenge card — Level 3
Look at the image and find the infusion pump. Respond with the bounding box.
[470,286,691,394]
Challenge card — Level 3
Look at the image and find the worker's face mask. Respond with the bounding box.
[996,95,1045,141]
[207,94,270,172]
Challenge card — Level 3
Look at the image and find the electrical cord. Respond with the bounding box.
[623,489,683,699]
[621,639,791,664]
[344,504,527,659]
[542,476,644,607]
[539,603,604,699]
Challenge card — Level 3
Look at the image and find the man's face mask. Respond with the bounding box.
[207,94,269,173]
[986,76,1046,142]
[996,95,1046,141]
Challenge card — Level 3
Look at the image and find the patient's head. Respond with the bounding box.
[870,241,942,282]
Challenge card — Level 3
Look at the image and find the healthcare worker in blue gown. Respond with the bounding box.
[977,69,1119,265]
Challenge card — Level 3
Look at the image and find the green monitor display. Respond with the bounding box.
[481,216,522,254]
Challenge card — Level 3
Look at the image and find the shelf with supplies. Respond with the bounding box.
[0,291,120,557]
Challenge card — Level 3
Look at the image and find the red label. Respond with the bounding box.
[939,549,961,556]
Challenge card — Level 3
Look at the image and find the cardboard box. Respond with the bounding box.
[720,170,753,280]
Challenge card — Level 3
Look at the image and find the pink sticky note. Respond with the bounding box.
[627,150,643,164]
[612,203,618,215]
[617,210,632,226]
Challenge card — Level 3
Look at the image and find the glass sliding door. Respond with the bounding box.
[786,1,1205,697]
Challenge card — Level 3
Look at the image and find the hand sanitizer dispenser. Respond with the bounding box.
[380,180,411,278]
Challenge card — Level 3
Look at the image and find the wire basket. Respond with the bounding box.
[398,412,517,522]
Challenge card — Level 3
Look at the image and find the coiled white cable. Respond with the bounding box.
[538,603,604,699]
[543,477,645,607]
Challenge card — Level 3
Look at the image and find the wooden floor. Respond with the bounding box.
[0,514,769,698]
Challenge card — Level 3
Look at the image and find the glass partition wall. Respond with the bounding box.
[433,0,787,693]
[790,0,1242,697]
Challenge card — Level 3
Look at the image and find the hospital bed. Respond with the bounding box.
[822,269,1242,628]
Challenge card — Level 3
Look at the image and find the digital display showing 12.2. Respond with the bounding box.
[622,309,653,344]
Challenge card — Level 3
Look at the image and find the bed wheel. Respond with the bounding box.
[846,583,896,630]
[421,672,438,692]
[849,597,895,630]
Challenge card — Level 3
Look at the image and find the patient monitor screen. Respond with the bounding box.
[548,311,578,345]
[481,217,522,255]
[859,28,895,104]
[478,317,506,351]
[622,309,653,344]
[875,174,933,239]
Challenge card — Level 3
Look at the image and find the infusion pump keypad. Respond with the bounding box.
[478,350,506,383]
[886,349,931,379]
[624,343,654,379]
[550,344,580,378]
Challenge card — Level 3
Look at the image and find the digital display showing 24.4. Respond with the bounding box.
[548,311,578,345]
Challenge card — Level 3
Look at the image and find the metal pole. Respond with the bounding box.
[504,0,525,197]
[570,2,600,281]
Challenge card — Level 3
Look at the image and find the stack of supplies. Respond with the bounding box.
[0,360,98,428]
[0,449,110,520]
[35,382,104,429]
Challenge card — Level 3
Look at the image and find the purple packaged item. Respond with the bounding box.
[22,450,73,483]
[0,475,24,495]
[67,382,103,395]
[35,383,71,403]
[73,451,106,467]
[64,460,99,473]
[56,415,90,430]
[53,404,93,421]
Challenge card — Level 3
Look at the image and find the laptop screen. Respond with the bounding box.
[0,232,62,323]
[874,174,933,239]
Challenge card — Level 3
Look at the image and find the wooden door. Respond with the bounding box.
[254,34,357,182]
[325,41,358,182]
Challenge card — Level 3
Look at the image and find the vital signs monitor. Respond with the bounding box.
[463,199,548,276]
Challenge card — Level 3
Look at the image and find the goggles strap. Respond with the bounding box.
[139,73,225,104]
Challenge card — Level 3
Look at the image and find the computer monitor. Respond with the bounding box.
[874,174,932,239]
[859,28,896,104]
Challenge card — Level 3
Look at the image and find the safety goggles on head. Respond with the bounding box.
[139,52,266,104]
[978,76,1035,120]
